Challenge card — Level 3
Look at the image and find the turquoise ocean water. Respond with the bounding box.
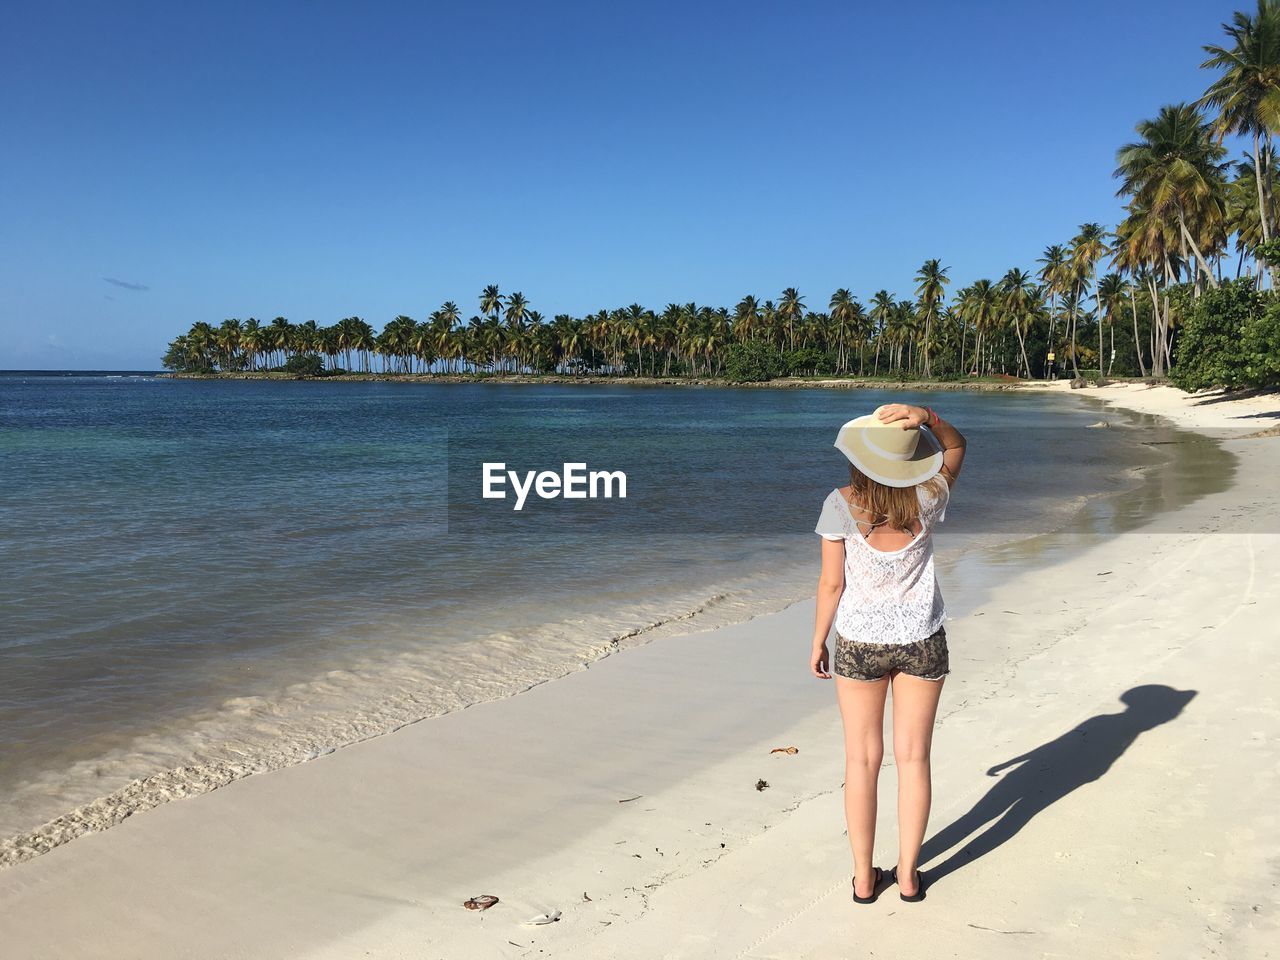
[0,374,1176,853]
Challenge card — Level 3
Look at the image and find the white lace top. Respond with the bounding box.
[814,482,950,645]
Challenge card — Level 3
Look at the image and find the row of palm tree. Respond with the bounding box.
[164,3,1280,384]
[159,271,1135,380]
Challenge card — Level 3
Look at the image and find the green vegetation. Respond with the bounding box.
[1171,278,1280,389]
[724,341,785,383]
[164,4,1280,391]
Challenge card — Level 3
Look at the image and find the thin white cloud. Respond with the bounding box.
[103,277,149,291]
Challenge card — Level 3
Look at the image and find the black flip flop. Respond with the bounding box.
[851,866,885,904]
[892,866,927,902]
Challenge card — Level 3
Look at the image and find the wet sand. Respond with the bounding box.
[0,383,1276,959]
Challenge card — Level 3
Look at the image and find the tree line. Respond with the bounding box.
[164,3,1280,389]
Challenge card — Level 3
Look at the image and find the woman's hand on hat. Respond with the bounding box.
[875,403,928,429]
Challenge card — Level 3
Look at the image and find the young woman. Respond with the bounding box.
[810,402,967,904]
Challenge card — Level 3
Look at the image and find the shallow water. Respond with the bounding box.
[0,374,1200,850]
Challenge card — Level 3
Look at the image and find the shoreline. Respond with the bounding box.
[158,370,1032,391]
[1,385,1276,958]
[0,568,818,868]
[0,387,1187,867]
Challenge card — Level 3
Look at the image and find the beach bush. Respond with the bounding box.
[1171,278,1279,390]
[277,354,327,377]
[724,341,785,382]
[783,347,833,377]
[1242,301,1280,387]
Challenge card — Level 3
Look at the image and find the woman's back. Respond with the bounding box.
[815,479,950,646]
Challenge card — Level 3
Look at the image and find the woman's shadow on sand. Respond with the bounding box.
[921,684,1197,885]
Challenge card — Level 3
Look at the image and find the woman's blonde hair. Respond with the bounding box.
[846,465,946,532]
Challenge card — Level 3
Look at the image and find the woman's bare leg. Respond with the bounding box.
[890,671,945,895]
[835,674,890,898]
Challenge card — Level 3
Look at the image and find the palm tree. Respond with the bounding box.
[846,299,870,374]
[734,296,761,342]
[480,285,503,324]
[1114,193,1185,376]
[891,299,918,372]
[430,302,461,372]
[777,288,805,352]
[216,318,242,371]
[268,317,292,368]
[914,259,949,378]
[1070,223,1110,380]
[296,320,320,362]
[240,318,263,371]
[504,292,529,330]
[1096,273,1127,376]
[952,285,973,374]
[1114,104,1227,290]
[998,268,1037,378]
[1224,147,1279,276]
[869,290,895,375]
[1200,0,1280,283]
[934,305,961,376]
[961,280,998,376]
[1037,244,1072,374]
[350,318,375,373]
[829,288,857,373]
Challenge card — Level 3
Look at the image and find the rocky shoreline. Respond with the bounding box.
[158,371,1076,392]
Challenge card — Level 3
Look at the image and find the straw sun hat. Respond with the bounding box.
[833,406,944,488]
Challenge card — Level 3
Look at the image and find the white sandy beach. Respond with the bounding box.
[1,382,1277,959]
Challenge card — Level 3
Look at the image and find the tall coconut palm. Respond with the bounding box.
[733,295,761,343]
[961,280,998,376]
[480,285,503,324]
[1114,194,1184,375]
[318,326,339,371]
[998,268,1037,378]
[504,292,529,331]
[296,320,320,361]
[1114,104,1227,290]
[869,290,895,375]
[914,259,950,378]
[1199,0,1280,282]
[1224,148,1279,274]
[266,317,292,368]
[952,285,973,374]
[350,318,375,373]
[934,306,961,376]
[430,302,461,372]
[777,288,805,352]
[216,318,242,371]
[241,318,263,371]
[893,299,918,372]
[1037,244,1072,372]
[1096,273,1127,376]
[846,299,870,374]
[1070,223,1111,380]
[829,288,858,373]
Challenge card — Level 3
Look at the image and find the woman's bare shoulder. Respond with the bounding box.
[834,486,872,519]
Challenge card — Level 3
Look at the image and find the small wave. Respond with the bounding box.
[0,571,811,869]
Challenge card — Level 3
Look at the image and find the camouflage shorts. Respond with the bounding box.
[833,627,949,682]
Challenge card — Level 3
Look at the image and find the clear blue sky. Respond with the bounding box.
[0,0,1250,368]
